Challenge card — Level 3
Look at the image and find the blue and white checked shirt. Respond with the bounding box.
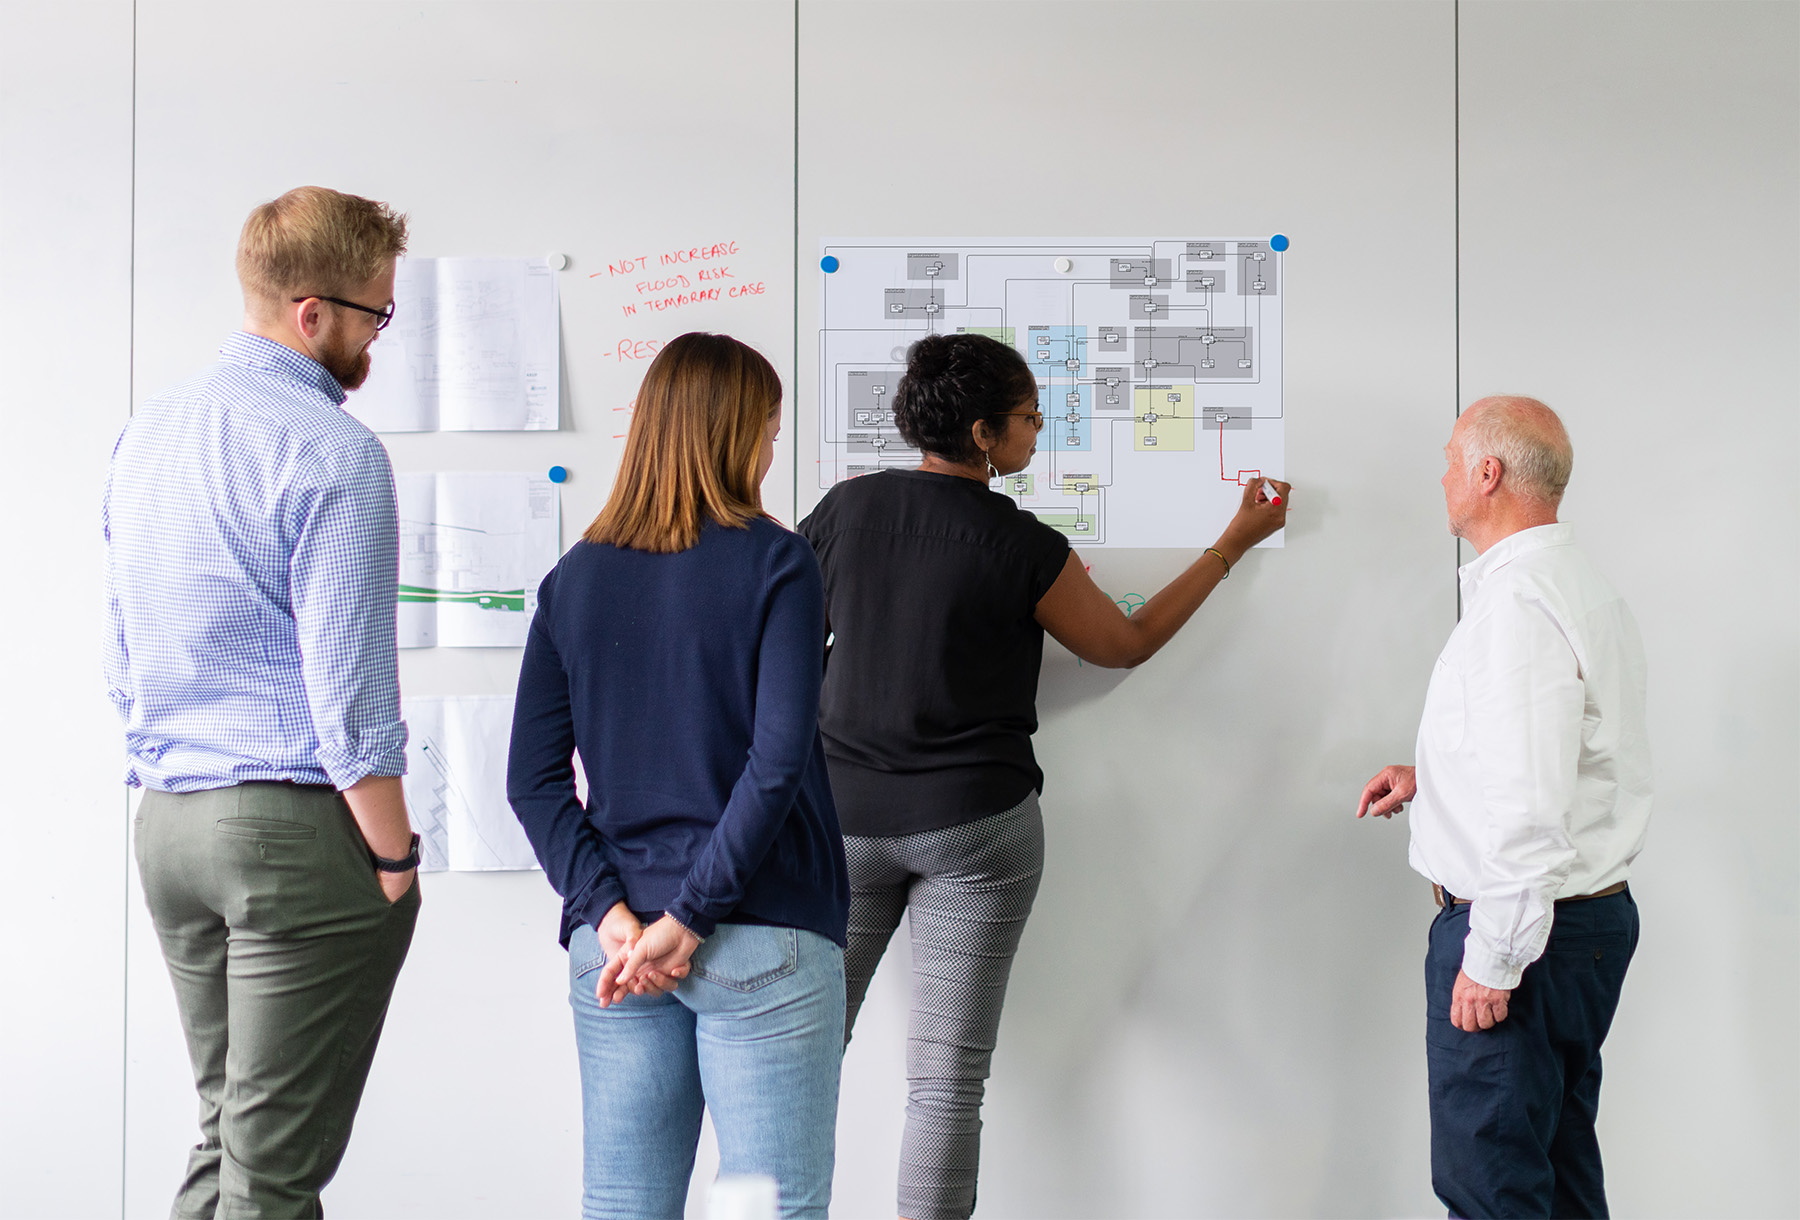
[103,331,408,792]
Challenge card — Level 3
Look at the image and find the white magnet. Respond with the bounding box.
[546,253,568,270]
[1054,257,1073,274]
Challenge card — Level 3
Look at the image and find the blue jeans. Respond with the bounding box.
[568,920,846,1220]
[1426,889,1639,1219]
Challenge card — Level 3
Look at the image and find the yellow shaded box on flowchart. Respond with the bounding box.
[1134,385,1196,451]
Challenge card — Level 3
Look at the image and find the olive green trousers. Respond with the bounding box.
[136,782,419,1219]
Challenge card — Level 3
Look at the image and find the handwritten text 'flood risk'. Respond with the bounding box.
[592,241,766,318]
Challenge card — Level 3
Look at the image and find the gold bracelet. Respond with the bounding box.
[1205,547,1231,579]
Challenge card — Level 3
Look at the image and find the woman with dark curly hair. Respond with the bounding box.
[799,331,1289,1220]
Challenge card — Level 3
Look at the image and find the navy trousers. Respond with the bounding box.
[1425,888,1639,1219]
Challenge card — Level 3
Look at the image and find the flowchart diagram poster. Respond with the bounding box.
[818,239,1285,548]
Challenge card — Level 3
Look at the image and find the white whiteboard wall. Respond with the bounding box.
[1,2,1794,1218]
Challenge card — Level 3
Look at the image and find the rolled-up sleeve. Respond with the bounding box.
[288,438,408,789]
[100,457,134,726]
[1462,592,1585,989]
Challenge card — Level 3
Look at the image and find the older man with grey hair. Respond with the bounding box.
[1358,396,1652,1219]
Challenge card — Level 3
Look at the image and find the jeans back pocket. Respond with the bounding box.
[689,926,797,993]
[568,921,608,982]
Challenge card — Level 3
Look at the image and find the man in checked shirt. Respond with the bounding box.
[105,187,420,1218]
[1359,397,1652,1220]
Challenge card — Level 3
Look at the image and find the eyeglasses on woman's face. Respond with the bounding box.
[292,294,397,331]
[997,409,1045,430]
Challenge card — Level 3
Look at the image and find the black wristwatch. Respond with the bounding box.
[372,833,421,873]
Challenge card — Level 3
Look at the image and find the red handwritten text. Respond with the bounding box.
[612,337,668,361]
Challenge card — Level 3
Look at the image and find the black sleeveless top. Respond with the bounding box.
[798,470,1070,837]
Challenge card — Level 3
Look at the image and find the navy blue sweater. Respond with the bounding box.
[506,517,848,948]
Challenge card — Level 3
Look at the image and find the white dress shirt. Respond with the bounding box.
[1409,523,1653,990]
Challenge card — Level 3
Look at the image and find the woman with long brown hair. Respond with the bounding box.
[507,332,849,1219]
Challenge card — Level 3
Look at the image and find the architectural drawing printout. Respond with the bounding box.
[818,239,1285,549]
[396,473,561,648]
[351,257,561,431]
[403,695,539,872]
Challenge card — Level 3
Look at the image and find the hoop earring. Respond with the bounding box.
[984,454,999,481]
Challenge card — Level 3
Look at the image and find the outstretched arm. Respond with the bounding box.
[1035,477,1290,668]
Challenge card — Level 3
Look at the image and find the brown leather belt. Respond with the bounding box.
[1433,880,1627,909]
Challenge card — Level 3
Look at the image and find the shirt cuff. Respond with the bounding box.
[575,874,629,931]
[1460,931,1526,991]
[316,733,408,791]
[665,893,719,941]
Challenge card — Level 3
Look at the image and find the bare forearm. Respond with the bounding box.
[341,774,414,859]
[1036,480,1285,669]
[1118,547,1233,665]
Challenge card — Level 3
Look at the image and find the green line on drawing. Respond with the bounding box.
[397,585,527,612]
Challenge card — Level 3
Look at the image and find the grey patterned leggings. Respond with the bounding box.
[842,792,1045,1220]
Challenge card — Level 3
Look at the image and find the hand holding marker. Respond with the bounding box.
[1260,477,1284,507]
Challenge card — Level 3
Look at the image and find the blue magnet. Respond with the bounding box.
[547,465,568,484]
[1270,234,1290,252]
[820,255,840,273]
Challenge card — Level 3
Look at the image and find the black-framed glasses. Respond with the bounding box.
[292,294,396,331]
[998,410,1046,430]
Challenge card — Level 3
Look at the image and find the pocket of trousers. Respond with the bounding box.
[570,922,608,982]
[689,926,797,992]
[214,818,318,840]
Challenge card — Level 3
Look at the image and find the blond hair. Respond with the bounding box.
[1461,395,1574,503]
[236,186,408,312]
[586,333,781,553]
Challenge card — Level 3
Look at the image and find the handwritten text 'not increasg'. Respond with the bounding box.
[591,241,766,320]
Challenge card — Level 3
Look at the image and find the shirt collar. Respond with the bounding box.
[218,331,348,405]
[1458,522,1574,602]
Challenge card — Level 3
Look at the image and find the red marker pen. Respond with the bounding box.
[1260,477,1283,506]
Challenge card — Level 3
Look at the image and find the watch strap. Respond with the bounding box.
[372,832,421,873]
